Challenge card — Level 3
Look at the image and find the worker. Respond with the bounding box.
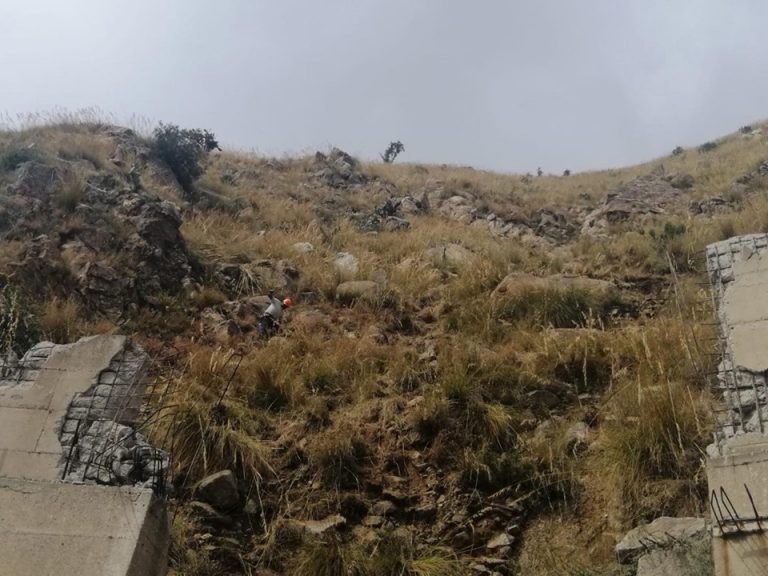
[257,291,293,338]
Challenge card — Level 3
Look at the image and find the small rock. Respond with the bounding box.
[565,421,591,454]
[336,280,379,302]
[292,242,314,254]
[425,244,474,267]
[363,515,385,527]
[298,514,346,535]
[382,216,410,232]
[486,532,513,549]
[333,252,359,278]
[189,501,235,528]
[371,500,398,516]
[195,470,241,513]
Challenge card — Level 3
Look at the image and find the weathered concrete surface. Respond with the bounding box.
[0,478,168,576]
[707,235,768,575]
[0,335,169,576]
[722,245,768,372]
[707,235,768,437]
[712,531,768,576]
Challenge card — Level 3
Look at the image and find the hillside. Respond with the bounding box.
[1,118,767,575]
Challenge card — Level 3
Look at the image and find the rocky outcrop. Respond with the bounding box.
[582,170,680,234]
[689,196,732,215]
[10,162,63,200]
[2,155,194,314]
[313,148,369,189]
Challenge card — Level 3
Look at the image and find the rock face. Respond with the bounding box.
[582,170,680,234]
[10,162,63,200]
[3,159,193,315]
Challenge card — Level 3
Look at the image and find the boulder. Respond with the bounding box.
[486,533,513,549]
[533,208,577,244]
[195,470,241,513]
[689,196,731,215]
[336,280,379,302]
[582,171,679,234]
[492,273,616,300]
[382,216,410,232]
[313,148,368,189]
[438,195,475,223]
[333,252,359,278]
[425,244,474,267]
[397,196,421,215]
[79,261,127,318]
[291,241,314,254]
[636,548,700,576]
[371,500,397,516]
[615,517,708,564]
[296,514,347,535]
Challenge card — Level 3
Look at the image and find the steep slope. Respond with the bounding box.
[0,120,767,575]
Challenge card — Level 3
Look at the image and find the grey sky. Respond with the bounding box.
[1,1,767,173]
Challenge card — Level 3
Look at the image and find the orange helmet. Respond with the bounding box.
[282,297,293,308]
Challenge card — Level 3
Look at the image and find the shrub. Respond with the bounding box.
[380,140,404,164]
[150,123,220,192]
[461,446,532,492]
[309,425,369,488]
[602,380,708,502]
[56,176,85,212]
[496,287,621,328]
[39,298,82,343]
[0,147,42,172]
[698,141,718,153]
[191,286,227,308]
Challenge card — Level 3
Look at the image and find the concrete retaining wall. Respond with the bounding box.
[0,335,168,576]
[706,236,768,575]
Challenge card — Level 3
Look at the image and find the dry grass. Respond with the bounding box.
[7,119,764,572]
[38,298,84,343]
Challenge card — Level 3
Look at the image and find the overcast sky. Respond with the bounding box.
[1,1,767,173]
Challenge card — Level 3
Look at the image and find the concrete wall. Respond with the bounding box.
[0,335,168,576]
[0,478,168,576]
[707,236,768,575]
